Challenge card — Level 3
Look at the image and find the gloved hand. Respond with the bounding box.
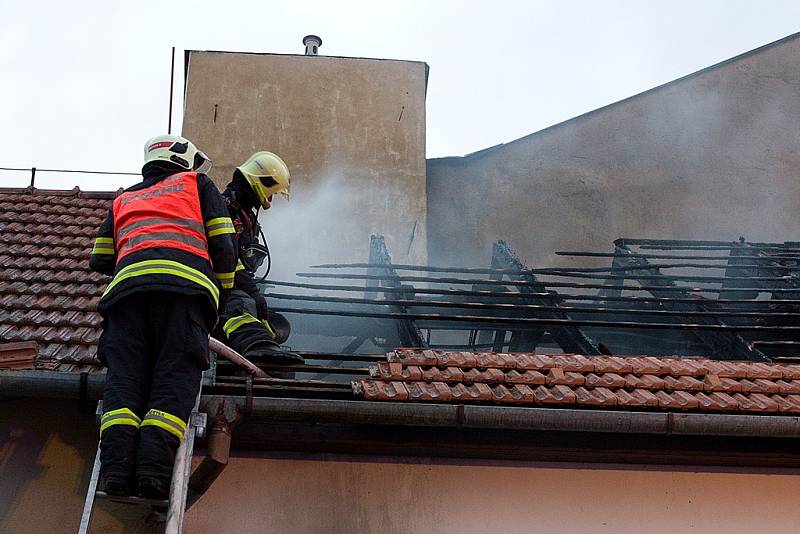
[255,294,269,320]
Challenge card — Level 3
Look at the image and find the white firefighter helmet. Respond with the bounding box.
[236,151,291,209]
[193,150,213,174]
[143,134,199,171]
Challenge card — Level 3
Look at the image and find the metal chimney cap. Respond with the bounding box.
[302,35,322,47]
[303,35,322,55]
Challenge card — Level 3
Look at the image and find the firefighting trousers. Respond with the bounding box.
[216,289,277,355]
[98,291,207,483]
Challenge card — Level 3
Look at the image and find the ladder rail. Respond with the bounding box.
[79,383,206,534]
[77,443,102,534]
[164,388,204,534]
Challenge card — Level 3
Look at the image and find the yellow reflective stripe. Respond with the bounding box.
[100,408,141,437]
[223,313,261,337]
[205,217,235,238]
[215,271,235,289]
[140,409,187,440]
[208,226,235,237]
[205,217,231,227]
[262,319,277,339]
[103,259,219,307]
[235,260,245,272]
[92,237,115,255]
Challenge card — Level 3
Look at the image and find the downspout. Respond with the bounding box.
[186,396,241,509]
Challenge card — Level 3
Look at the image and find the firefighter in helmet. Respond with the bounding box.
[216,151,303,369]
[89,134,237,498]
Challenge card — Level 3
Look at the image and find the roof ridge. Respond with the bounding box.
[0,186,121,199]
[431,31,800,162]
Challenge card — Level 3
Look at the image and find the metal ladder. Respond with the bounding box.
[78,393,206,534]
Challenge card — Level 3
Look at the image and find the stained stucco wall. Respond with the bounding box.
[183,454,800,533]
[0,399,150,534]
[2,404,800,534]
[182,51,428,279]
[426,34,800,268]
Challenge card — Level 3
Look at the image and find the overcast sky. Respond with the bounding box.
[1,0,799,190]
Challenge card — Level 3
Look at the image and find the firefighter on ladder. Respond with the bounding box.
[217,151,303,371]
[89,134,237,498]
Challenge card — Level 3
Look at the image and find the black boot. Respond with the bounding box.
[101,473,133,496]
[245,341,304,378]
[136,475,170,500]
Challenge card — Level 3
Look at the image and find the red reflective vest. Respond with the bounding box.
[113,172,210,262]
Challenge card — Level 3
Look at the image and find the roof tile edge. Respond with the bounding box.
[0,186,120,199]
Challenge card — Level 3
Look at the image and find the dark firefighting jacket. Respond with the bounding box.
[89,164,238,326]
[221,183,264,303]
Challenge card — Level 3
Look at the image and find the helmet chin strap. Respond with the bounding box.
[232,174,261,211]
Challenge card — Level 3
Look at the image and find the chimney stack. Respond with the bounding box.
[303,35,322,56]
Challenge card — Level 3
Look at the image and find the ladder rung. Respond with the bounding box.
[95,491,169,508]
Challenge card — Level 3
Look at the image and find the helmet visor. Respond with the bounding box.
[193,151,212,174]
[259,176,290,201]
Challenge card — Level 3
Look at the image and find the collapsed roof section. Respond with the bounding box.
[2,186,800,464]
[273,235,800,362]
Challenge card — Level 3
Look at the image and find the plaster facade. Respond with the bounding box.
[427,34,800,268]
[182,51,429,279]
[3,404,798,534]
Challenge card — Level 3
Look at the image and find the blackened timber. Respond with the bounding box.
[720,245,761,300]
[495,241,600,353]
[531,271,790,283]
[272,306,800,333]
[268,292,800,319]
[640,245,800,252]
[611,243,769,361]
[367,235,427,348]
[267,279,556,300]
[473,241,515,351]
[598,252,626,299]
[556,251,800,262]
[267,280,800,305]
[617,238,789,248]
[295,272,800,294]
[313,261,800,273]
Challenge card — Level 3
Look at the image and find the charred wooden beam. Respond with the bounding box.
[272,306,800,334]
[268,292,800,319]
[267,280,800,306]
[610,243,769,361]
[367,235,427,348]
[295,272,800,294]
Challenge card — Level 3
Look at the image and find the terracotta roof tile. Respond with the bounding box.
[553,354,594,372]
[354,350,800,416]
[504,369,547,385]
[624,373,665,390]
[0,341,37,370]
[492,384,535,403]
[407,382,452,402]
[777,365,800,380]
[589,356,633,374]
[450,382,493,402]
[574,387,617,406]
[0,188,113,370]
[775,380,800,395]
[662,375,705,392]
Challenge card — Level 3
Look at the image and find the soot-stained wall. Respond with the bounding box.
[427,34,800,268]
[183,51,428,279]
